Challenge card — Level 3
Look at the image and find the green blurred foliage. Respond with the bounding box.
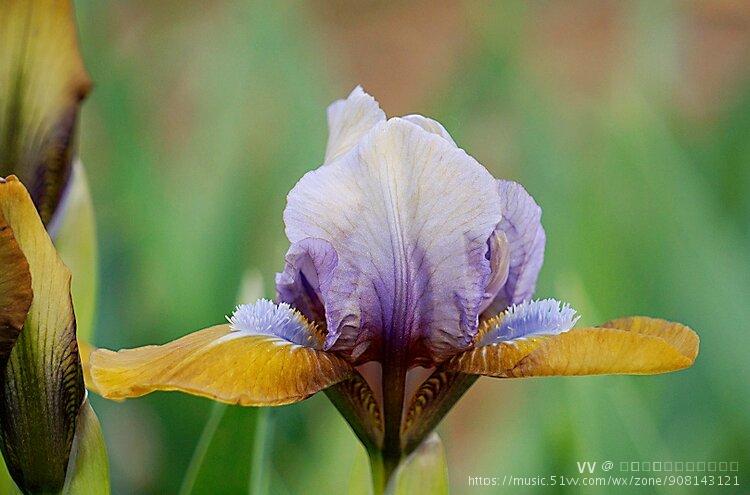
[73,0,749,493]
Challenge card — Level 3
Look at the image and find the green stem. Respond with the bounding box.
[248,408,272,495]
[368,449,385,495]
[179,403,227,495]
[381,343,407,461]
[368,448,401,495]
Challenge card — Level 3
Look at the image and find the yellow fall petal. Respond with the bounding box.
[601,316,699,362]
[76,338,101,396]
[446,316,698,377]
[90,324,353,406]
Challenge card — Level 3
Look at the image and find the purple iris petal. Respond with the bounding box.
[228,299,320,348]
[479,298,579,346]
[282,118,502,364]
[484,180,546,315]
[324,86,386,165]
[276,238,338,325]
[479,230,510,312]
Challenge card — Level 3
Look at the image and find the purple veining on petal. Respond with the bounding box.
[227,299,320,348]
[275,238,338,325]
[284,118,502,365]
[484,180,546,315]
[478,298,579,346]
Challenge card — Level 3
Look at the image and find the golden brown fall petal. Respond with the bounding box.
[600,316,699,362]
[446,317,698,378]
[90,324,354,406]
[76,337,101,396]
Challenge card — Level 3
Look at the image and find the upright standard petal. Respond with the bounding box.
[0,176,85,492]
[400,115,457,147]
[90,300,353,406]
[324,86,385,165]
[284,118,502,364]
[483,180,545,314]
[0,0,91,224]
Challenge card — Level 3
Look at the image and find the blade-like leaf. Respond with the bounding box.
[179,271,273,495]
[61,397,109,494]
[347,445,373,495]
[0,458,20,494]
[0,176,85,492]
[179,402,229,495]
[179,405,271,495]
[0,0,91,225]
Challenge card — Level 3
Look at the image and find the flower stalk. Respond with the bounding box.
[366,447,389,495]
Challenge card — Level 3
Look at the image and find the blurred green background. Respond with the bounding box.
[72,0,749,493]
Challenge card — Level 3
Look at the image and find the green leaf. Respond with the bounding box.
[178,271,272,495]
[0,458,20,494]
[347,445,373,495]
[52,161,97,342]
[179,405,271,495]
[248,408,273,495]
[386,434,449,495]
[62,398,110,494]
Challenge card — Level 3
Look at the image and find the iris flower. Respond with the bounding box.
[90,87,698,490]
